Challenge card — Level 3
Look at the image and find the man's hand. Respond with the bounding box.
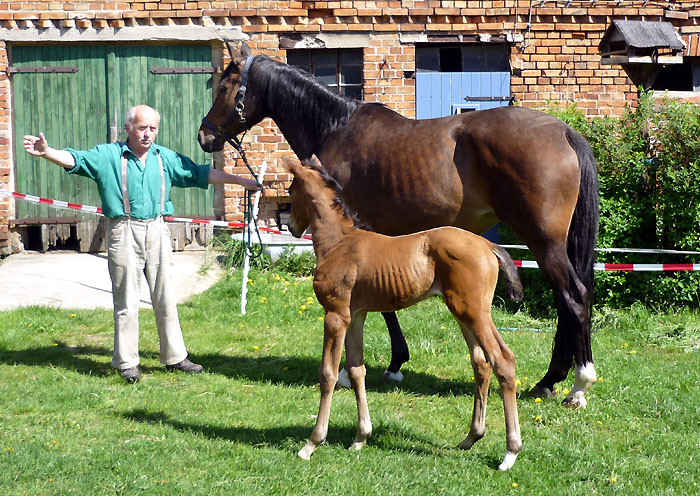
[22,133,75,168]
[23,133,49,157]
[239,177,263,192]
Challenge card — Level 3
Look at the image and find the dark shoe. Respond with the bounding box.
[166,358,203,374]
[119,366,141,383]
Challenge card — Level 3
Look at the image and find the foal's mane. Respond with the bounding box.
[304,161,371,231]
[249,55,361,143]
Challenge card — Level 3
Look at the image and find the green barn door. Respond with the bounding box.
[12,44,214,220]
[12,45,107,220]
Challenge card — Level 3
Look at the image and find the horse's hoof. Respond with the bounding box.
[336,368,351,389]
[561,393,587,409]
[528,384,555,399]
[381,370,404,383]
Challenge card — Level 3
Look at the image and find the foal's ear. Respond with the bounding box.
[240,42,252,58]
[282,155,303,174]
[307,154,323,169]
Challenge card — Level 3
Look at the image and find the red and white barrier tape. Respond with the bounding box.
[2,189,698,270]
[0,189,312,239]
[515,260,700,272]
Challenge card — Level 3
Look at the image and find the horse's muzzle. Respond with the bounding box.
[288,222,304,239]
[197,128,224,153]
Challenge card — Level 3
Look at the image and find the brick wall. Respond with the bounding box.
[1,1,699,253]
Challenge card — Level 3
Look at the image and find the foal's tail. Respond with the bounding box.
[489,244,524,302]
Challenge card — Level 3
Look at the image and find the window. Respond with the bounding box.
[287,49,363,100]
[651,59,700,92]
[416,44,510,73]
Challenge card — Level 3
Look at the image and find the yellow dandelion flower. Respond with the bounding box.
[516,380,522,387]
[285,281,290,286]
[298,310,303,315]
[597,420,603,425]
[300,305,307,311]
[282,290,287,295]
[535,416,542,422]
[440,325,446,330]
[69,313,76,318]
[318,316,324,321]
[535,397,542,403]
[284,366,289,371]
[275,275,281,281]
[610,477,617,483]
[239,324,245,329]
[563,388,570,395]
[248,280,254,285]
[253,346,259,351]
[554,388,560,394]
[260,297,267,303]
[53,343,58,347]
[512,483,518,488]
[522,377,528,382]
[598,376,604,382]
[629,350,637,355]
[293,282,298,287]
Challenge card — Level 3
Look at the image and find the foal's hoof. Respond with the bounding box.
[498,451,519,471]
[297,443,315,460]
[528,384,555,399]
[381,370,404,383]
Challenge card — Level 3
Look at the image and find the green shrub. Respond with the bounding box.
[214,233,316,277]
[506,91,700,311]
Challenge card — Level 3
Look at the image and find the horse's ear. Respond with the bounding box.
[307,154,323,169]
[282,155,303,175]
[240,42,252,58]
[225,40,235,60]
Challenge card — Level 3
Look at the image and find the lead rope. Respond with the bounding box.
[229,131,264,258]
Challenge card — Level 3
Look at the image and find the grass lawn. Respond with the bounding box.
[1,266,700,495]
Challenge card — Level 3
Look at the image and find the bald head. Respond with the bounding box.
[124,105,160,157]
[125,105,160,130]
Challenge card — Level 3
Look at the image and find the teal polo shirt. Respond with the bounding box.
[66,141,210,219]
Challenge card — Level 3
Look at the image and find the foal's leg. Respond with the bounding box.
[457,330,491,450]
[344,311,373,451]
[298,310,350,460]
[452,309,521,470]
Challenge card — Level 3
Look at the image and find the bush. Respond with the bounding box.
[513,91,700,310]
[213,233,316,277]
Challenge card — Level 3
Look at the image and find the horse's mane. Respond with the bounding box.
[251,55,360,143]
[304,161,372,231]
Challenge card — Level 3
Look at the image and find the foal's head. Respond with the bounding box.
[282,155,355,238]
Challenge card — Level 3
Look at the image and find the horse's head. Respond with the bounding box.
[198,42,261,153]
[282,155,328,238]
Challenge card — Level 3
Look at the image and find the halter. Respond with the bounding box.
[201,55,264,258]
[201,55,255,145]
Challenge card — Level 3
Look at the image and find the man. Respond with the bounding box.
[23,104,261,383]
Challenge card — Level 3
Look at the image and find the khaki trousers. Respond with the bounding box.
[106,216,188,369]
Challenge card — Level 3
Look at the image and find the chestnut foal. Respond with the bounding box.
[284,156,524,470]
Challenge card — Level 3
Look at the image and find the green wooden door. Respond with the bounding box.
[12,44,214,220]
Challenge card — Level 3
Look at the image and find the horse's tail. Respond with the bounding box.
[565,127,600,312]
[490,244,523,302]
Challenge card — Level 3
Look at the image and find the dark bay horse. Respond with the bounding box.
[198,43,600,409]
[284,155,523,470]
